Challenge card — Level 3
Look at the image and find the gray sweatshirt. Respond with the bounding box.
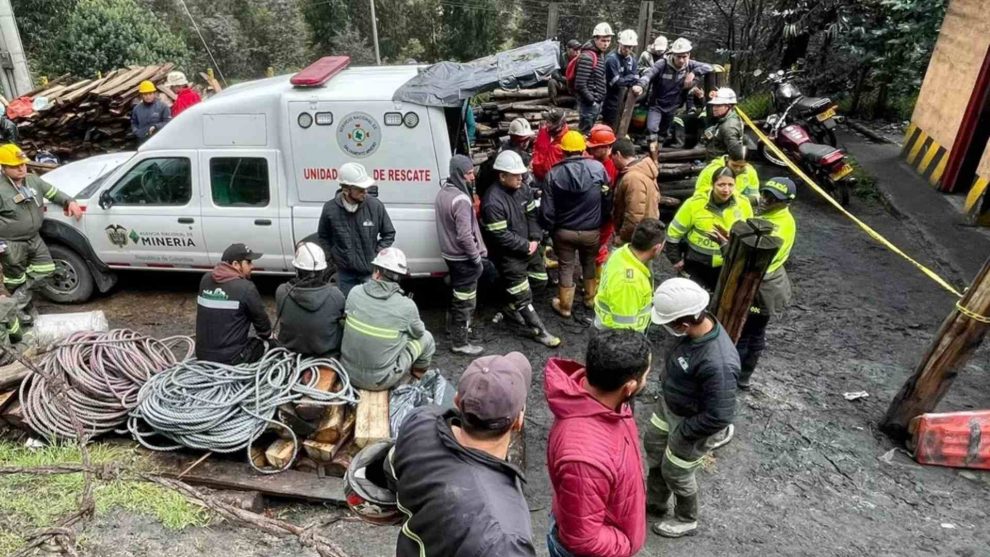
[434,155,487,261]
[275,280,345,356]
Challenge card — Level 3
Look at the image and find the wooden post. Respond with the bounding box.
[881,258,990,442]
[616,88,639,138]
[712,219,782,343]
[546,2,560,40]
[636,1,655,55]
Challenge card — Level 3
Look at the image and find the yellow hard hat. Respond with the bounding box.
[560,130,587,153]
[138,80,157,94]
[0,144,29,166]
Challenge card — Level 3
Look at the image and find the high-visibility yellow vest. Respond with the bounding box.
[595,245,654,332]
[761,206,796,273]
[693,156,760,203]
[667,193,753,267]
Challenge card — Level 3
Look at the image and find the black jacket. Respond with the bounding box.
[275,280,345,356]
[540,156,611,232]
[662,317,739,442]
[317,193,396,276]
[195,269,271,363]
[389,407,536,557]
[481,183,542,260]
[574,41,607,104]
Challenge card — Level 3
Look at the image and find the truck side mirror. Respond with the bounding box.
[99,189,114,210]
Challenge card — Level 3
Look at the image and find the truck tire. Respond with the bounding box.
[43,244,95,303]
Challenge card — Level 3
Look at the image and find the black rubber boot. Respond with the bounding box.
[519,304,561,348]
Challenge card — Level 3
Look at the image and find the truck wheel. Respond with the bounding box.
[43,244,95,303]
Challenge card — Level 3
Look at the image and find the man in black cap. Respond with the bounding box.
[195,243,272,364]
[388,352,536,557]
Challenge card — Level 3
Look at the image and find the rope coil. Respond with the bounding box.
[19,329,194,441]
[127,348,358,474]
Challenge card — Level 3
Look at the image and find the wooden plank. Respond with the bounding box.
[311,404,346,443]
[0,359,31,389]
[147,450,346,505]
[1,399,25,430]
[302,439,336,463]
[295,366,338,420]
[265,439,296,469]
[354,389,390,448]
[0,390,15,415]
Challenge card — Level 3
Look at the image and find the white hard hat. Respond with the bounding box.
[669,38,693,54]
[372,247,409,276]
[651,278,710,325]
[617,29,638,47]
[508,118,535,137]
[339,162,375,189]
[493,150,527,174]
[709,87,738,105]
[651,36,669,53]
[292,242,327,271]
[165,71,189,87]
[592,22,614,37]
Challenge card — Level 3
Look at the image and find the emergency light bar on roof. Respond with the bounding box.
[291,56,350,87]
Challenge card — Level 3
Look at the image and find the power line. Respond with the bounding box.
[176,0,228,86]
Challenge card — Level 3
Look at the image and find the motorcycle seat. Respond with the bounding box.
[794,96,832,114]
[798,142,840,163]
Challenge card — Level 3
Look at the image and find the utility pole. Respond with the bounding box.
[369,0,381,65]
[636,1,654,56]
[546,2,560,41]
[0,0,32,97]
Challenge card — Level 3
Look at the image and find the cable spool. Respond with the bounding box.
[19,329,194,440]
[128,348,358,473]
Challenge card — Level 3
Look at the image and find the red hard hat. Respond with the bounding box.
[586,124,617,148]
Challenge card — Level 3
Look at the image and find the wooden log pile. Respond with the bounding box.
[13,64,215,162]
[472,86,578,161]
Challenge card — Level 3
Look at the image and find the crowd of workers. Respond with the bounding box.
[0,22,799,557]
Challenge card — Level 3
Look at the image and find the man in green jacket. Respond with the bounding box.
[341,247,436,391]
[595,219,665,332]
[704,88,745,160]
[0,144,82,321]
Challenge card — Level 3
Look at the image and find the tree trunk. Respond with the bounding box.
[881,258,990,443]
[712,219,782,342]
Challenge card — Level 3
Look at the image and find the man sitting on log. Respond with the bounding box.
[275,242,345,358]
[340,247,436,391]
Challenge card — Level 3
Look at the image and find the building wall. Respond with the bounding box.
[903,0,990,190]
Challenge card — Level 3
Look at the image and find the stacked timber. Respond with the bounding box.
[472,86,578,163]
[13,64,218,161]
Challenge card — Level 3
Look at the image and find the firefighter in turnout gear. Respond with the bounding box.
[736,177,796,390]
[482,150,561,348]
[0,144,83,322]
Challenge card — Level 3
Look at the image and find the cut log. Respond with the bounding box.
[354,389,390,448]
[249,446,268,470]
[302,439,337,463]
[0,359,30,389]
[295,366,339,420]
[312,405,355,444]
[882,258,990,442]
[491,87,550,99]
[616,88,639,138]
[0,389,15,414]
[712,219,782,342]
[657,147,708,162]
[1,399,25,430]
[264,439,297,469]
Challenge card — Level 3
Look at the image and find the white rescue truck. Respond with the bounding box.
[39,57,462,302]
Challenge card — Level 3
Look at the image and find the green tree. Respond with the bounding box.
[439,0,509,61]
[10,0,77,62]
[42,0,189,77]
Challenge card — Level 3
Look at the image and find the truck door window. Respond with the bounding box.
[109,157,192,205]
[209,157,270,207]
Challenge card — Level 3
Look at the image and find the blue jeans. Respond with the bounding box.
[336,268,370,298]
[578,99,601,134]
[546,515,576,557]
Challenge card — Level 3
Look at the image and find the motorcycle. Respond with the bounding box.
[751,69,854,206]
[764,69,840,147]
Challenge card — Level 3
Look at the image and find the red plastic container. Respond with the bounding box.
[911,410,990,470]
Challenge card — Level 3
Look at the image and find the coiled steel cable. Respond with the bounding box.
[19,329,194,441]
[127,348,358,473]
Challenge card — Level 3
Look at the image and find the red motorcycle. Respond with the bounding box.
[753,70,854,205]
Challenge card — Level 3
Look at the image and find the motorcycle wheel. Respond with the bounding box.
[758,140,790,167]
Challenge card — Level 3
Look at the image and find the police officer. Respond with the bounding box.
[704,87,745,160]
[482,150,560,348]
[594,219,665,332]
[0,144,83,321]
[693,144,760,204]
[736,177,796,390]
[665,166,753,291]
[637,38,714,144]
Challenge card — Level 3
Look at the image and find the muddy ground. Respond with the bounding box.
[22,132,990,556]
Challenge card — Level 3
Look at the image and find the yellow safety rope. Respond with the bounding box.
[736,107,965,298]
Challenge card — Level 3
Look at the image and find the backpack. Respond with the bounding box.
[565,51,598,92]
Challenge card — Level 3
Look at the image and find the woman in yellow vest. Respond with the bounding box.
[665,166,753,290]
[693,145,759,204]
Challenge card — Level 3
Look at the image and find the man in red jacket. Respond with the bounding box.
[166,71,202,117]
[531,109,569,184]
[545,330,651,557]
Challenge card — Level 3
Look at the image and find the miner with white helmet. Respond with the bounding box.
[704,87,745,159]
[340,247,436,390]
[639,35,669,74]
[574,23,629,133]
[317,161,396,297]
[643,277,738,539]
[637,37,715,144]
[275,242,346,357]
[602,29,644,128]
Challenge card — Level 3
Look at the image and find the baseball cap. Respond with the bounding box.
[457,352,532,430]
[221,243,263,263]
[566,39,581,49]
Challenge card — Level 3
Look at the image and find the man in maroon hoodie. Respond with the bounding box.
[545,330,651,557]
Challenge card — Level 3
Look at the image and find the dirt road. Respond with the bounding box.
[33,141,990,556]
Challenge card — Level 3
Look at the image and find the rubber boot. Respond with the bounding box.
[737,365,755,390]
[583,278,599,309]
[449,328,484,356]
[519,304,561,348]
[552,286,575,318]
[499,305,526,326]
[654,493,699,538]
